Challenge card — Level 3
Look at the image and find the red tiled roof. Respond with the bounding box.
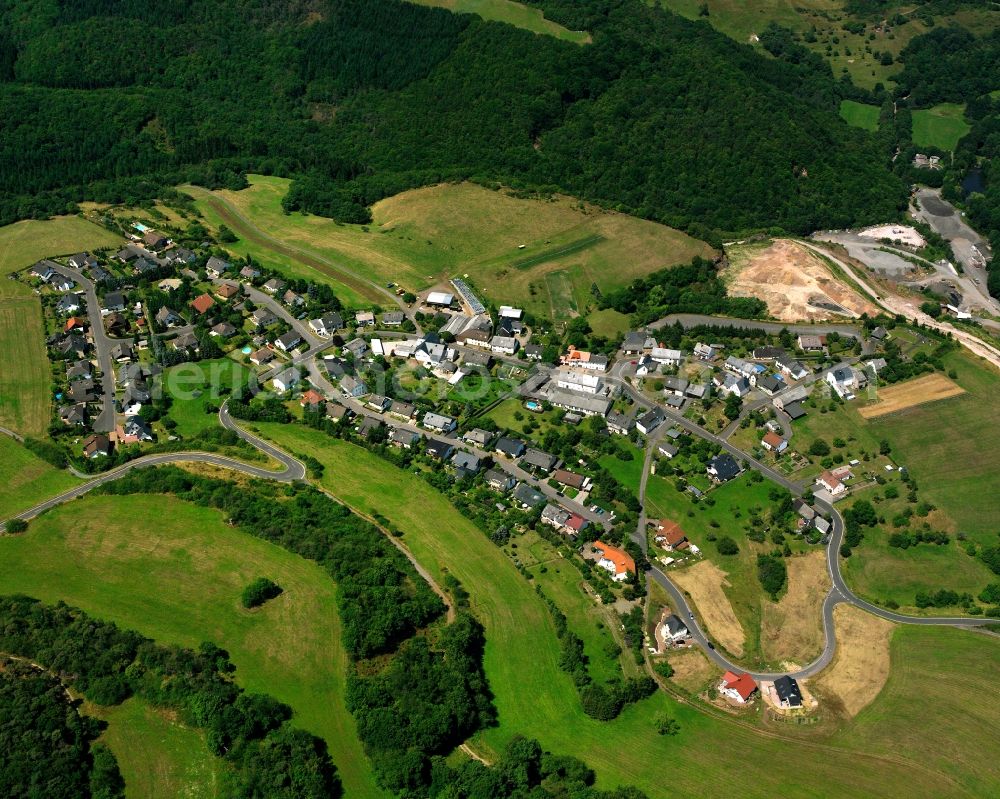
[593,541,635,575]
[191,293,215,314]
[300,389,323,407]
[762,431,784,448]
[553,468,585,489]
[722,671,757,701]
[565,514,587,532]
[656,520,687,547]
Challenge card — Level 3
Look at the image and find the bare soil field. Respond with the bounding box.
[672,560,746,657]
[725,239,879,321]
[813,605,894,718]
[760,551,829,667]
[664,647,720,694]
[858,373,965,419]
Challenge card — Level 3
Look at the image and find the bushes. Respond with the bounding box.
[22,436,67,468]
[241,577,283,609]
[914,589,973,609]
[756,554,788,599]
[716,536,739,555]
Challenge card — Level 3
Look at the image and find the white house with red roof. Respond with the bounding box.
[719,671,758,704]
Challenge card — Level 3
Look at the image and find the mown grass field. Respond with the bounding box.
[0,434,81,520]
[405,0,590,43]
[160,357,254,437]
[0,493,384,799]
[88,698,223,799]
[660,1,998,90]
[839,100,880,132]
[912,103,971,152]
[253,422,982,798]
[0,215,118,435]
[192,176,713,321]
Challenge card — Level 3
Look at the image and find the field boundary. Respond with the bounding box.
[858,373,965,419]
[510,234,605,270]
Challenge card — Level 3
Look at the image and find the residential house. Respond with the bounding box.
[262,278,286,295]
[560,347,608,372]
[797,334,825,352]
[68,253,98,270]
[387,400,416,421]
[355,310,375,327]
[102,313,126,335]
[719,672,758,704]
[663,395,685,410]
[634,356,654,377]
[564,514,588,537]
[782,401,807,420]
[56,334,88,359]
[606,411,634,435]
[772,384,810,411]
[56,293,81,314]
[82,433,112,458]
[541,503,572,532]
[191,293,215,315]
[657,443,679,459]
[274,330,302,352]
[282,289,304,308]
[553,469,589,491]
[132,257,160,277]
[343,338,368,359]
[495,437,526,459]
[622,331,647,354]
[123,415,154,441]
[251,308,277,329]
[662,376,688,396]
[866,357,888,374]
[592,541,635,583]
[650,347,683,367]
[490,335,518,356]
[142,230,168,250]
[239,265,261,280]
[308,312,343,337]
[757,375,783,396]
[380,311,404,327]
[156,307,182,328]
[249,347,274,367]
[66,360,92,381]
[68,379,99,403]
[555,368,602,395]
[545,388,611,418]
[522,448,557,473]
[870,326,888,342]
[451,450,481,473]
[358,416,384,440]
[389,427,420,449]
[776,356,809,380]
[655,520,688,550]
[661,614,690,643]
[816,470,847,496]
[205,256,231,279]
[158,278,183,292]
[110,342,135,362]
[326,402,350,422]
[457,328,491,349]
[826,366,865,400]
[752,346,785,361]
[49,270,76,292]
[426,438,455,460]
[366,394,391,413]
[715,373,750,398]
[761,431,788,453]
[524,343,543,360]
[340,375,367,398]
[694,342,717,361]
[685,383,708,400]
[210,322,237,338]
[300,389,324,408]
[59,403,88,426]
[271,368,300,393]
[423,412,457,434]
[462,350,492,369]
[793,499,816,523]
[636,407,665,435]
[773,676,802,708]
[512,482,545,509]
[215,282,240,301]
[724,356,758,380]
[707,453,741,483]
[485,469,515,493]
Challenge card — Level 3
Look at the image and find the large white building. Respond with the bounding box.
[555,368,602,395]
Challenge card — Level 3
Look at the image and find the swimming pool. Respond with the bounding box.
[525,400,542,412]
[241,345,253,355]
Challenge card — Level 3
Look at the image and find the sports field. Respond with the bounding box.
[405,0,590,43]
[839,100,880,132]
[254,422,982,798]
[0,216,118,435]
[191,176,713,321]
[0,434,81,520]
[912,103,971,151]
[858,372,965,419]
[0,493,384,799]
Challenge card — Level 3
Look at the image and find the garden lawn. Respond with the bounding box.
[160,358,254,437]
[912,104,971,151]
[597,440,644,492]
[88,698,223,799]
[252,422,971,798]
[0,434,81,520]
[404,0,590,43]
[0,493,384,799]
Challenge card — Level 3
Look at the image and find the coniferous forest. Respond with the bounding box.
[0,0,906,238]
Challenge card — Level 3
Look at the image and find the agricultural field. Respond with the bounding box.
[405,0,590,43]
[839,100,880,132]
[659,1,999,90]
[0,435,81,520]
[159,357,255,437]
[0,493,383,799]
[586,307,631,339]
[857,372,964,419]
[911,103,971,152]
[87,698,223,799]
[0,215,119,435]
[190,176,713,322]
[250,423,978,798]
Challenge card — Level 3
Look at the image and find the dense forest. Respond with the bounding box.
[0,595,339,798]
[0,657,124,799]
[0,0,905,237]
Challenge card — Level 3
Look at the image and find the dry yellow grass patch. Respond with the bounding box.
[858,373,965,419]
[725,239,878,322]
[760,551,830,666]
[813,605,894,718]
[671,561,745,656]
[664,648,721,693]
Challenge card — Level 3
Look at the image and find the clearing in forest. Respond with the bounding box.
[725,239,878,322]
[858,373,965,419]
[671,560,746,657]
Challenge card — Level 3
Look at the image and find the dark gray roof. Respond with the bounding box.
[512,482,545,508]
[496,437,526,458]
[708,453,741,481]
[773,675,802,707]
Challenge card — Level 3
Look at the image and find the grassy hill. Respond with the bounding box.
[405,0,590,43]
[0,493,384,799]
[0,435,81,520]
